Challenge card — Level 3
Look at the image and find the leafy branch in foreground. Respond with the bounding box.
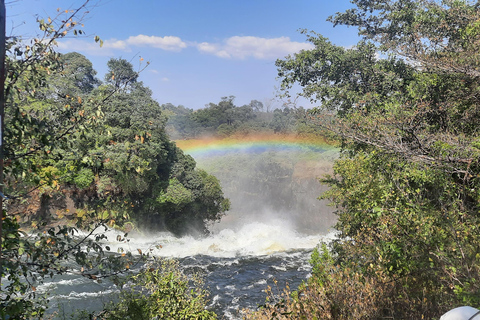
[0,2,148,318]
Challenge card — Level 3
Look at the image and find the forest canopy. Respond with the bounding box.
[161,95,323,139]
[8,51,230,236]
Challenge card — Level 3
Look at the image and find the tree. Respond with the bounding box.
[190,96,236,132]
[101,259,217,320]
[162,103,198,139]
[249,99,264,113]
[272,0,480,318]
[104,58,139,89]
[71,58,231,236]
[0,3,228,318]
[169,97,271,138]
[270,107,294,134]
[57,52,100,95]
[0,3,147,318]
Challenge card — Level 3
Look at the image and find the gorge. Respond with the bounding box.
[44,135,337,319]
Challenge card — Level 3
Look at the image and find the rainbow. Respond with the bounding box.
[175,134,337,158]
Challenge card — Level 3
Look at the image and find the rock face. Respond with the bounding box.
[9,187,91,229]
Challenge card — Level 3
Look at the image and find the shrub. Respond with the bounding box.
[102,259,217,320]
[73,168,95,189]
[245,244,392,320]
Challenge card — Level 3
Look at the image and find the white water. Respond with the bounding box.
[97,219,336,259]
[45,147,338,318]
[44,218,336,319]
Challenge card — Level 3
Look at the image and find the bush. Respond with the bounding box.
[102,259,217,320]
[73,168,95,189]
[245,243,392,320]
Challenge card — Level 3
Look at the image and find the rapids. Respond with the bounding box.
[45,226,337,319]
[44,136,338,319]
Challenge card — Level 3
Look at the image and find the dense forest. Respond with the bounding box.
[8,51,230,237]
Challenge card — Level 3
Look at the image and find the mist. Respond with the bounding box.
[193,147,338,236]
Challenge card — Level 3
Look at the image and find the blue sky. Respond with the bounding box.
[7,0,360,109]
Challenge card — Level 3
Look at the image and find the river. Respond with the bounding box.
[44,224,336,319]
[44,136,337,319]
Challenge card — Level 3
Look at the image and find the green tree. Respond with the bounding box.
[104,58,139,89]
[57,52,101,95]
[84,58,230,236]
[0,4,146,319]
[35,56,230,237]
[155,153,230,235]
[271,0,480,318]
[269,106,296,134]
[162,103,198,139]
[173,97,268,137]
[190,96,236,133]
[0,3,227,319]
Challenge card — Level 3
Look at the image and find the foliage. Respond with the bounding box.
[162,97,322,139]
[101,259,217,320]
[245,243,392,320]
[154,155,230,235]
[250,0,480,318]
[8,52,230,237]
[56,51,101,95]
[0,3,136,318]
[104,58,139,88]
[58,56,232,236]
[162,103,200,139]
[0,1,228,318]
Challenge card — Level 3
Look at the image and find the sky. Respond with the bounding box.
[6,0,360,110]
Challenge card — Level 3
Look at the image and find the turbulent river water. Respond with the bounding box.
[45,225,336,319]
[44,136,338,319]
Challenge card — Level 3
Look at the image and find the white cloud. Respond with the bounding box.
[55,35,312,60]
[126,35,187,51]
[197,36,314,60]
[197,42,230,58]
[197,42,218,54]
[104,39,128,50]
[56,35,187,56]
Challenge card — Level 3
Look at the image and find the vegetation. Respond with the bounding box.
[248,0,480,319]
[101,259,216,320]
[13,52,231,236]
[162,96,323,139]
[1,2,226,318]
